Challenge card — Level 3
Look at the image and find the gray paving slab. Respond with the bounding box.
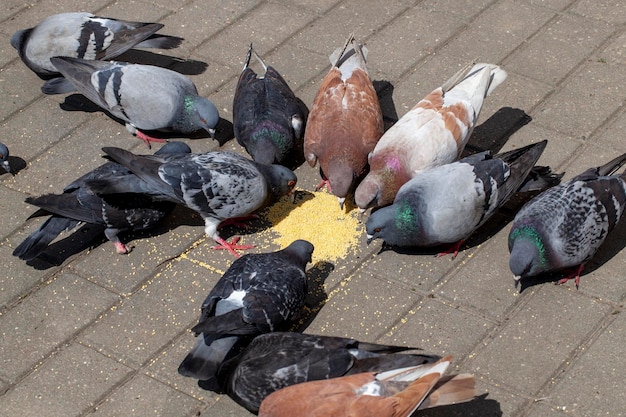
[2,0,626,416]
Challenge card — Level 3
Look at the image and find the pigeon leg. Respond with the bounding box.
[556,264,585,289]
[210,236,255,257]
[218,214,260,229]
[315,178,332,193]
[104,229,131,254]
[134,130,167,148]
[436,240,464,259]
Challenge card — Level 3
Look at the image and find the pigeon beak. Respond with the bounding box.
[2,161,12,175]
[207,128,216,139]
[338,197,345,210]
[366,234,374,245]
[357,207,366,220]
[513,275,521,288]
[290,189,298,204]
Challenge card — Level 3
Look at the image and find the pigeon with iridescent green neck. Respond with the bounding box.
[509,151,626,288]
[233,44,307,166]
[41,57,219,147]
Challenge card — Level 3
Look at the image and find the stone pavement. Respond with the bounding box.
[1,0,625,416]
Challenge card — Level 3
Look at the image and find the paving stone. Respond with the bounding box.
[199,396,255,417]
[505,13,615,85]
[0,343,133,417]
[571,0,626,25]
[89,373,204,417]
[468,285,611,396]
[0,272,118,383]
[79,258,223,368]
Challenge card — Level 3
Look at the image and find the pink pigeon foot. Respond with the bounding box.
[113,241,131,254]
[211,236,255,257]
[436,240,464,259]
[315,178,332,193]
[135,130,167,148]
[556,264,585,289]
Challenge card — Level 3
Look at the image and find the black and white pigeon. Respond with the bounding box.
[214,331,441,414]
[0,141,11,174]
[90,147,297,256]
[10,12,183,79]
[177,241,314,385]
[12,142,191,260]
[509,151,626,288]
[233,44,307,166]
[366,140,549,257]
[41,57,219,147]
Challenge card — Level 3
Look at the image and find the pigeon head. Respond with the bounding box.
[179,95,220,138]
[0,142,11,174]
[366,200,419,246]
[323,160,357,207]
[255,163,298,200]
[282,240,314,269]
[248,122,293,165]
[508,225,549,279]
[10,29,28,51]
[354,175,382,211]
[154,141,192,156]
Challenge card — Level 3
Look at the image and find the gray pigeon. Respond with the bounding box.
[90,147,297,256]
[233,44,307,166]
[0,141,11,174]
[366,140,549,257]
[41,57,219,147]
[12,142,191,260]
[509,151,626,288]
[177,241,314,384]
[10,12,183,79]
[214,332,441,413]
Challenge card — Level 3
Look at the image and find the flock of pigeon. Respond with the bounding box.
[4,11,626,417]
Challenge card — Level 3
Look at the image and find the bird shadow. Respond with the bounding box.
[3,155,27,176]
[414,394,502,417]
[114,49,209,75]
[58,94,234,146]
[463,107,533,156]
[292,260,334,332]
[373,79,399,132]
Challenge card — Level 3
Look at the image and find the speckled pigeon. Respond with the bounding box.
[10,12,183,79]
[355,63,507,212]
[258,356,476,417]
[12,141,191,260]
[41,57,219,147]
[304,34,384,209]
[509,151,626,288]
[233,44,307,166]
[214,331,441,413]
[91,147,297,256]
[0,141,11,174]
[366,140,549,257]
[177,241,314,384]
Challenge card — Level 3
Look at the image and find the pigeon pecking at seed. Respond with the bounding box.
[177,241,314,387]
[11,12,182,79]
[41,57,219,147]
[233,44,308,167]
[355,62,507,212]
[12,142,191,260]
[509,151,626,289]
[366,141,551,257]
[91,147,297,256]
[0,141,12,174]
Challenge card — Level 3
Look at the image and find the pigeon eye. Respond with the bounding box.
[374,227,381,233]
[288,180,296,187]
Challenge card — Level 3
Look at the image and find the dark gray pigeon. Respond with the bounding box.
[509,151,626,288]
[0,141,11,174]
[214,332,441,413]
[366,140,550,257]
[12,142,191,260]
[41,57,219,147]
[177,241,314,384]
[90,147,297,256]
[233,44,307,166]
[10,12,183,79]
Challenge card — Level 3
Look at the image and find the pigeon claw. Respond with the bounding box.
[113,241,131,254]
[436,240,464,259]
[555,264,584,289]
[211,236,255,258]
[135,130,168,149]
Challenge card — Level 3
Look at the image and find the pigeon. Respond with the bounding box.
[0,141,11,174]
[233,44,307,166]
[355,63,508,211]
[366,140,549,257]
[12,141,191,260]
[509,151,626,288]
[258,356,476,417]
[177,241,314,384]
[90,147,297,256]
[214,331,441,413]
[10,12,183,79]
[41,57,219,147]
[304,34,384,209]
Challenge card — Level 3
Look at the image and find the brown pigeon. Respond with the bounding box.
[304,34,384,209]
